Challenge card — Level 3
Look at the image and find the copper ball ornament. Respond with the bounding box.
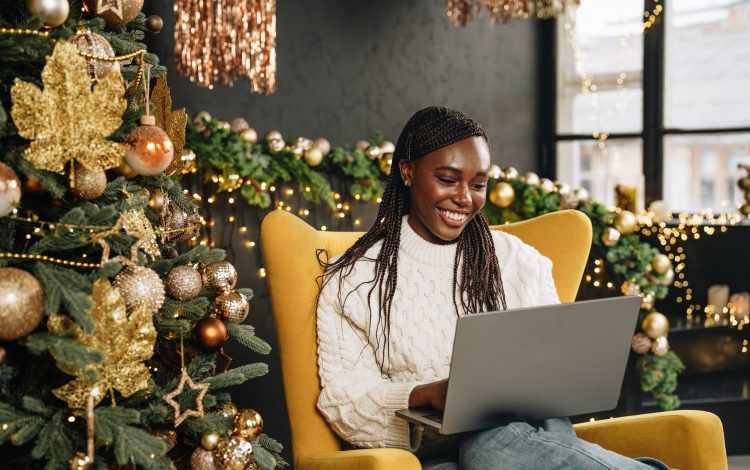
[489,182,515,208]
[238,128,258,144]
[641,312,670,340]
[214,291,250,323]
[113,265,166,314]
[201,432,221,451]
[71,29,120,83]
[166,265,203,301]
[613,210,637,235]
[651,254,672,275]
[70,162,107,200]
[233,409,263,440]
[601,227,621,247]
[0,346,5,365]
[145,14,163,33]
[192,317,228,352]
[304,147,324,167]
[651,336,670,356]
[27,0,69,28]
[630,333,652,354]
[190,447,219,470]
[0,162,21,216]
[214,436,253,470]
[0,268,44,341]
[124,116,174,176]
[83,0,143,28]
[202,261,238,295]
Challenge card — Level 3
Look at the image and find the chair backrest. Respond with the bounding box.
[261,209,592,466]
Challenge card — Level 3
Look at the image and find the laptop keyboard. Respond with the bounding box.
[424,413,444,424]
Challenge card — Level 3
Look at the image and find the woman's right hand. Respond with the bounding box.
[408,379,448,410]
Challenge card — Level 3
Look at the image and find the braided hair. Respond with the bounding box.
[321,106,507,375]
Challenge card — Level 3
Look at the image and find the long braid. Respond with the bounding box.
[320,107,507,376]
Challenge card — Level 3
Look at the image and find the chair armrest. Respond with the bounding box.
[298,448,421,470]
[573,410,727,470]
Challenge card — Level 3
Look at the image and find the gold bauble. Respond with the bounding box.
[738,177,750,190]
[214,436,253,470]
[651,253,672,275]
[146,14,164,33]
[213,291,250,324]
[560,193,580,210]
[502,167,519,180]
[233,409,264,440]
[27,0,69,28]
[641,312,669,340]
[601,227,621,247]
[202,261,238,295]
[489,164,502,179]
[0,162,22,216]
[181,149,197,174]
[741,203,750,216]
[71,29,120,83]
[190,447,219,470]
[354,140,370,151]
[229,118,250,134]
[114,160,139,179]
[613,210,637,235]
[522,172,540,185]
[621,280,641,297]
[201,432,221,451]
[540,178,555,193]
[160,201,194,243]
[265,130,283,142]
[366,146,381,160]
[113,265,165,314]
[304,147,324,167]
[166,265,203,301]
[573,187,589,203]
[660,268,675,286]
[192,317,228,352]
[489,182,515,208]
[0,268,44,341]
[68,451,92,470]
[83,0,143,28]
[313,138,331,156]
[148,189,169,214]
[217,120,231,131]
[70,162,107,200]
[379,156,393,176]
[630,333,652,354]
[239,128,258,144]
[380,140,395,155]
[268,138,285,154]
[554,181,571,195]
[124,117,174,176]
[193,111,212,127]
[640,292,655,310]
[651,336,670,356]
[221,402,239,416]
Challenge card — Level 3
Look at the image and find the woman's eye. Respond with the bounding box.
[438,177,455,185]
[472,184,487,191]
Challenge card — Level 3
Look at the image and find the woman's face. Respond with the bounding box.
[399,136,491,244]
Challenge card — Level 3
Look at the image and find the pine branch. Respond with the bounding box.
[252,444,279,470]
[33,263,94,332]
[254,434,283,454]
[21,396,52,417]
[138,175,196,213]
[151,245,225,275]
[0,402,45,446]
[31,411,76,468]
[152,317,191,337]
[203,363,268,389]
[113,426,172,470]
[161,297,210,321]
[226,324,271,355]
[236,287,254,301]
[180,412,233,441]
[22,331,103,372]
[185,353,216,380]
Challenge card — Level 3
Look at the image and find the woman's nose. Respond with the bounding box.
[453,183,472,206]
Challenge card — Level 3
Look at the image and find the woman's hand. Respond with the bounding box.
[408,379,448,410]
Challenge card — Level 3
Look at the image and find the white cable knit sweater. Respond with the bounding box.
[316,216,560,450]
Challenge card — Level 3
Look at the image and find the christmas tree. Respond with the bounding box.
[0,1,284,468]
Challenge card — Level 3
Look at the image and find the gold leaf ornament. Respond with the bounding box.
[49,278,156,409]
[151,77,188,175]
[10,41,127,175]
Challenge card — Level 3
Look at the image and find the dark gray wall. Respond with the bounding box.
[145,1,537,465]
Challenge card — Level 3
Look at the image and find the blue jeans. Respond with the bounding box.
[420,418,670,470]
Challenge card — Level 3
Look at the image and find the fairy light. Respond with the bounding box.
[320,225,327,231]
[239,226,247,233]
[259,267,266,278]
[286,189,294,196]
[228,197,235,204]
[228,215,235,223]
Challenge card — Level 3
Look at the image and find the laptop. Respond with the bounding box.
[395,296,641,435]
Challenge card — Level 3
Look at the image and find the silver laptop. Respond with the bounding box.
[395,296,641,435]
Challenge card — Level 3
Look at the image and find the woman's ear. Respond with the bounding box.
[399,160,414,187]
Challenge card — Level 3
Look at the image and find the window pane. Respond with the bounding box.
[664,0,750,129]
[557,139,643,208]
[556,2,644,134]
[663,133,750,212]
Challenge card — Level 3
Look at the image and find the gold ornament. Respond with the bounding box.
[181,149,198,174]
[214,291,250,323]
[233,409,263,440]
[268,138,285,154]
[651,253,672,275]
[522,172,540,185]
[221,402,239,416]
[151,77,188,176]
[167,265,203,301]
[641,312,669,340]
[121,209,160,258]
[660,268,675,286]
[191,447,219,470]
[613,210,637,235]
[193,111,212,129]
[239,128,258,144]
[192,317,228,352]
[354,140,370,151]
[160,201,199,243]
[366,146,382,160]
[630,333,652,354]
[621,280,641,297]
[601,227,621,247]
[380,140,395,156]
[163,368,210,427]
[313,137,331,156]
[27,0,69,28]
[0,268,44,341]
[489,182,515,208]
[573,187,589,203]
[217,120,231,131]
[146,14,164,33]
[10,42,127,175]
[265,130,282,142]
[554,181,570,195]
[502,167,519,180]
[70,162,107,200]
[230,118,250,133]
[540,178,555,193]
[71,29,120,83]
[68,451,92,470]
[202,261,238,295]
[0,346,6,365]
[125,115,175,176]
[49,278,155,408]
[83,0,143,28]
[304,147,324,167]
[0,162,22,216]
[214,436,254,470]
[113,265,166,314]
[489,164,502,179]
[379,156,393,176]
[640,292,655,310]
[651,336,670,356]
[201,432,221,451]
[560,192,579,209]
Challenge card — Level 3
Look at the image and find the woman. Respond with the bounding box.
[316,106,668,469]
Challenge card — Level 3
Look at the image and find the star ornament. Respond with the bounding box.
[163,368,210,427]
[97,0,124,18]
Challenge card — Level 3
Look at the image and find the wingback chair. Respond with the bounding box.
[261,209,727,470]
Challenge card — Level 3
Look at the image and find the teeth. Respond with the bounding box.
[439,209,467,222]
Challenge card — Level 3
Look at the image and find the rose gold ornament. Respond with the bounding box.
[214,291,249,323]
[70,162,107,200]
[167,265,203,301]
[202,261,238,295]
[72,29,120,83]
[214,436,253,470]
[651,336,670,356]
[313,138,332,156]
[125,115,174,176]
[113,265,166,314]
[0,268,44,341]
[0,162,21,216]
[83,0,143,28]
[630,333,652,354]
[233,408,263,440]
[190,447,219,470]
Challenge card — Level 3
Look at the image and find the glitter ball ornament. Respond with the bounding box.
[214,436,253,470]
[83,0,143,28]
[230,118,250,134]
[640,292,655,310]
[631,333,652,354]
[113,265,166,314]
[268,138,285,154]
[265,130,282,142]
[0,268,44,341]
[540,178,555,193]
[192,317,228,352]
[214,291,249,324]
[167,265,203,301]
[191,447,219,470]
[0,162,21,216]
[160,201,189,242]
[70,162,107,200]
[124,115,174,176]
[201,432,221,451]
[489,182,515,208]
[601,227,621,247]
[651,336,670,356]
[641,312,669,340]
[202,261,238,295]
[233,409,263,440]
[27,0,69,28]
[72,29,120,83]
[621,280,641,297]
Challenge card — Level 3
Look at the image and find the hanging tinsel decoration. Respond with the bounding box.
[174,0,277,94]
[446,0,578,25]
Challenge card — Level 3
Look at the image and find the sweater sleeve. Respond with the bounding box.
[315,271,422,450]
[535,251,561,306]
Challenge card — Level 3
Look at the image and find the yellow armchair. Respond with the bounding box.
[261,209,727,470]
